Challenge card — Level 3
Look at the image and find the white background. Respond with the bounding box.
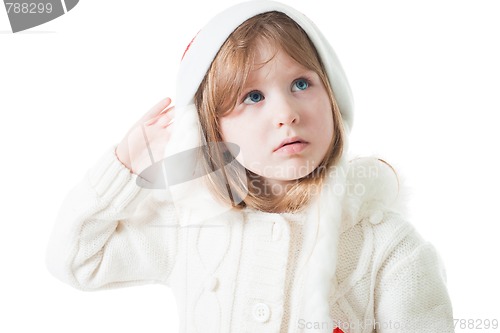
[1,0,499,331]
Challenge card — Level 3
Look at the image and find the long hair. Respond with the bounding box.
[194,11,345,213]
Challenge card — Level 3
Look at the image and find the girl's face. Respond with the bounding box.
[219,44,334,189]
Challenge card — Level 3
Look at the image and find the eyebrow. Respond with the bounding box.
[243,68,317,89]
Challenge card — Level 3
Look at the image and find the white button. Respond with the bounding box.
[369,209,384,225]
[252,302,271,323]
[272,222,283,241]
[205,277,218,292]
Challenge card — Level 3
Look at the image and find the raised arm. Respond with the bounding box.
[46,98,179,291]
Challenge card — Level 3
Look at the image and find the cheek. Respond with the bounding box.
[219,116,239,142]
[221,119,244,146]
[322,95,334,133]
[219,118,252,159]
[314,96,334,134]
[220,112,263,145]
[313,100,335,154]
[220,118,266,172]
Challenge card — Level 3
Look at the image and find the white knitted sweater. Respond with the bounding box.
[46,144,455,333]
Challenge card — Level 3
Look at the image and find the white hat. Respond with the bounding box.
[175,0,354,131]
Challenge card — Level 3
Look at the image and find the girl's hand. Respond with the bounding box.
[115,97,175,176]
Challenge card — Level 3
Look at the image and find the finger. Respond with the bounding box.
[157,115,175,128]
[141,97,172,122]
[144,105,175,126]
[159,104,175,115]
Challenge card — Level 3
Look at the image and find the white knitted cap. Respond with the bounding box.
[175,0,354,131]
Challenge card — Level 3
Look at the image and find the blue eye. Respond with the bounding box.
[292,79,309,91]
[243,91,264,104]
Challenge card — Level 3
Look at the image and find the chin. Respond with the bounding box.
[271,164,317,181]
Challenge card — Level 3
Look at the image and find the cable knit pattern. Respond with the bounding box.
[46,145,179,290]
[46,147,454,332]
[279,213,305,332]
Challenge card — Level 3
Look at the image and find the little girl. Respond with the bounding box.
[46,1,455,332]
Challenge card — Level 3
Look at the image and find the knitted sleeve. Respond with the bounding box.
[45,145,179,291]
[374,226,455,332]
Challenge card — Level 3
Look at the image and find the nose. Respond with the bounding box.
[273,95,300,128]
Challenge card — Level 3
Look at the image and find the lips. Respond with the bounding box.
[273,136,309,152]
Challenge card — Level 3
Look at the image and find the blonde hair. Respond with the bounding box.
[194,11,345,213]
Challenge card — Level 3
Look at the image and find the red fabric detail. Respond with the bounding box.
[333,328,344,333]
[181,31,200,61]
